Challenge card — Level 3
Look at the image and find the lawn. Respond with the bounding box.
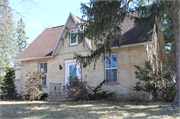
[0,101,179,119]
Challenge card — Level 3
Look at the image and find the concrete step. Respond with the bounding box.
[45,94,74,101]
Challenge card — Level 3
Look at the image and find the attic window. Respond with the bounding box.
[70,29,78,46]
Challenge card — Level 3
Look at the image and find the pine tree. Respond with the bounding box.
[16,17,29,55]
[170,1,180,108]
[0,0,16,75]
[0,68,17,99]
[132,0,180,108]
[71,1,132,69]
[74,0,179,107]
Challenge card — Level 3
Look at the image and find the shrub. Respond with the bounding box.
[63,77,89,101]
[161,85,176,102]
[40,93,48,100]
[134,61,162,100]
[0,68,17,99]
[88,80,115,100]
[21,70,45,100]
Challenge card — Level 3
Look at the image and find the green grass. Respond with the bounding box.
[0,101,179,119]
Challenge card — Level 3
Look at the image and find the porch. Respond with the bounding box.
[45,83,73,101]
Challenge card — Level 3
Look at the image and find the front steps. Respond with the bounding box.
[45,94,74,101]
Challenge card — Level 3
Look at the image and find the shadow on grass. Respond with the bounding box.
[0,101,179,119]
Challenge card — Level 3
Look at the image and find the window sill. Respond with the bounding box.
[69,44,78,47]
[104,82,119,86]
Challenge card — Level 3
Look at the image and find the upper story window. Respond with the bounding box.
[105,54,118,83]
[39,62,47,85]
[70,29,78,46]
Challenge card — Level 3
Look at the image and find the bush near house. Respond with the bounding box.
[88,80,115,100]
[40,93,48,100]
[63,78,115,101]
[21,70,45,101]
[63,77,89,101]
[0,68,17,99]
[134,61,176,101]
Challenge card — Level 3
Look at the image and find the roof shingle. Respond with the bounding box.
[16,12,153,60]
[16,25,64,60]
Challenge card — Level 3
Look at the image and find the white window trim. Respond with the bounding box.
[39,62,47,85]
[64,59,81,85]
[70,29,78,46]
[105,53,118,83]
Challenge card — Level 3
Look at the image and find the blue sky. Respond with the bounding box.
[10,0,89,44]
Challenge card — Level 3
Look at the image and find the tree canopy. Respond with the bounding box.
[73,1,132,69]
[0,0,16,74]
[72,0,179,107]
[0,0,29,74]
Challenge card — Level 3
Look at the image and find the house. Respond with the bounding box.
[14,12,166,99]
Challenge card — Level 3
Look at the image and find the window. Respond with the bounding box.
[39,62,47,85]
[70,29,78,46]
[105,54,118,83]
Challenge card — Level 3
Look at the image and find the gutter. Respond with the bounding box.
[111,41,152,49]
[14,56,53,62]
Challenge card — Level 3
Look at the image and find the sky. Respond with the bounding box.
[9,0,90,44]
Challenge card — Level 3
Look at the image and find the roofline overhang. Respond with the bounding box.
[111,41,152,49]
[15,41,152,62]
[52,13,71,56]
[14,56,53,62]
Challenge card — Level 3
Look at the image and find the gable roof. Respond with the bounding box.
[52,13,91,56]
[16,25,64,60]
[113,17,153,47]
[16,12,153,61]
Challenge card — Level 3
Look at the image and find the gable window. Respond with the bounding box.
[105,54,118,83]
[39,62,47,85]
[70,29,78,46]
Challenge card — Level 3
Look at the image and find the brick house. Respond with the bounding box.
[14,12,166,99]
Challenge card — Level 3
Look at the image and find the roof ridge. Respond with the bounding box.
[52,25,64,28]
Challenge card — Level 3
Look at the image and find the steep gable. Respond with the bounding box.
[16,12,154,61]
[52,13,91,56]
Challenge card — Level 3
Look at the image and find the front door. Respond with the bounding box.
[68,63,77,85]
[64,59,81,85]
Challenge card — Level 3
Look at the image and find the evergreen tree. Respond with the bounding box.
[73,0,179,107]
[0,0,16,74]
[170,1,180,108]
[70,1,132,69]
[161,7,175,51]
[0,68,17,99]
[16,17,29,55]
[132,0,179,108]
[134,61,162,100]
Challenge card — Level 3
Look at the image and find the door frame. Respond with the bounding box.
[67,62,77,83]
[64,59,81,85]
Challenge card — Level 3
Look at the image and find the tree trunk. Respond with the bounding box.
[171,1,180,108]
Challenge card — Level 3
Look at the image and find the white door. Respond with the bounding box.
[64,60,81,85]
[68,63,77,85]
